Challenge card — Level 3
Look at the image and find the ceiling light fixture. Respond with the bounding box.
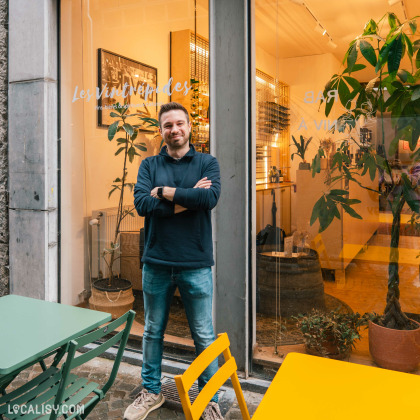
[290,0,337,49]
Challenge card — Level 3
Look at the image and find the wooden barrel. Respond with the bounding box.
[257,249,325,317]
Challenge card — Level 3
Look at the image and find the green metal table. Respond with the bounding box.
[0,295,111,387]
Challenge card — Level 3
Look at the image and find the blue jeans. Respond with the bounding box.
[141,263,219,402]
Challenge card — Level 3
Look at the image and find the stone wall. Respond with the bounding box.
[0,0,8,296]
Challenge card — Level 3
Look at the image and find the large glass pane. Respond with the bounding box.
[253,0,420,373]
[61,0,209,351]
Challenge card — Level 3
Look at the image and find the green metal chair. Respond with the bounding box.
[0,310,135,420]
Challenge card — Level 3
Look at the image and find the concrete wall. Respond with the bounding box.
[211,0,252,373]
[0,0,7,296]
[8,0,58,300]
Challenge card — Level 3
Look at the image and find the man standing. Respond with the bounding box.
[124,102,223,420]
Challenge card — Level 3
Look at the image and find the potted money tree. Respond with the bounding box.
[310,13,420,371]
[89,104,157,318]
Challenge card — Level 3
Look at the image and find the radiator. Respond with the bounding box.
[90,206,144,279]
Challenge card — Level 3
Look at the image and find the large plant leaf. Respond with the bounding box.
[384,89,403,108]
[123,123,134,137]
[130,129,138,141]
[341,203,363,219]
[331,153,343,170]
[338,79,351,107]
[325,94,335,117]
[402,173,420,213]
[387,36,403,75]
[127,146,136,163]
[402,33,413,58]
[363,19,378,36]
[108,186,118,198]
[409,20,418,35]
[134,144,147,152]
[416,49,420,69]
[388,13,398,29]
[310,196,325,226]
[115,147,125,156]
[322,78,339,117]
[376,42,392,73]
[412,86,420,102]
[343,64,366,74]
[108,121,119,141]
[359,40,377,66]
[346,44,358,73]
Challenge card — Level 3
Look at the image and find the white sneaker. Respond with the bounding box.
[201,401,224,420]
[123,388,165,420]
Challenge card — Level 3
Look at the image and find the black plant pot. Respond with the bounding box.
[299,162,311,170]
[93,277,132,292]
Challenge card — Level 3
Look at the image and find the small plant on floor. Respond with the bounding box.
[294,310,373,358]
[310,13,420,331]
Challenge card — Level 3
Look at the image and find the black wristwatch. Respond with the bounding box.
[157,187,164,199]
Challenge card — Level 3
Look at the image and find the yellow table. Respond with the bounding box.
[252,352,420,419]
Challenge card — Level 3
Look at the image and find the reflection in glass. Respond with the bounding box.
[254,0,420,370]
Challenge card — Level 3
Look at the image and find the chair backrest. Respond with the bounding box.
[52,309,135,417]
[174,333,251,420]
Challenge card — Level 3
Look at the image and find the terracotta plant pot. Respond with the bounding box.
[369,319,420,372]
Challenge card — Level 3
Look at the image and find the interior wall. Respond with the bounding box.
[256,46,342,232]
[61,0,208,304]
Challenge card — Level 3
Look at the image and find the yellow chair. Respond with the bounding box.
[174,333,251,420]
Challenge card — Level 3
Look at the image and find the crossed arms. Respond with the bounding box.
[134,157,221,218]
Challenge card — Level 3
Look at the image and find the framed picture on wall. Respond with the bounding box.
[97,49,158,130]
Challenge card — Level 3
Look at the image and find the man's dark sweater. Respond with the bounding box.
[134,144,221,268]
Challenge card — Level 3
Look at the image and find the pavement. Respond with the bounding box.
[6,356,265,419]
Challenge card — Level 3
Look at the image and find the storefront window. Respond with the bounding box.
[60,0,209,349]
[253,0,420,371]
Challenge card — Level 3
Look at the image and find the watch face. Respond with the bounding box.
[158,187,163,198]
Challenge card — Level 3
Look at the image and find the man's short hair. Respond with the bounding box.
[158,102,189,127]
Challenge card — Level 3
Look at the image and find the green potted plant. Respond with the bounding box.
[295,310,371,360]
[291,135,313,170]
[89,103,154,319]
[310,13,420,371]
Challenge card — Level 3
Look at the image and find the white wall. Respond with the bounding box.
[256,46,342,232]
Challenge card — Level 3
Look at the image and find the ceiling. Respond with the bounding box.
[255,0,420,64]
